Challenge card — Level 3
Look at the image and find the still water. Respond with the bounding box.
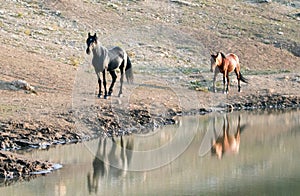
[1,110,300,195]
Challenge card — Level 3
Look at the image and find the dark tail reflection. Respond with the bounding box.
[211,115,246,159]
[87,136,134,194]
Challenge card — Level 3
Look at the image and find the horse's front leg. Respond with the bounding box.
[97,73,102,98]
[223,74,227,94]
[226,75,230,94]
[108,70,117,96]
[212,69,218,93]
[102,70,108,99]
[223,70,229,94]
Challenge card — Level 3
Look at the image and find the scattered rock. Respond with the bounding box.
[170,0,199,7]
[0,120,85,151]
[278,31,284,35]
[0,151,60,183]
[10,80,37,94]
[231,94,300,110]
[258,0,272,3]
[267,88,275,93]
[107,2,119,10]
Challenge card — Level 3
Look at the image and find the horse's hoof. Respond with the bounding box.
[108,91,113,96]
[98,94,102,98]
[211,87,217,93]
[118,93,123,98]
[104,95,108,99]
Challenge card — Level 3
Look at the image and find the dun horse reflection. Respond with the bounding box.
[211,115,245,159]
[87,136,134,194]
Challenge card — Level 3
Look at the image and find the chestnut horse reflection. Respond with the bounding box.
[87,136,134,194]
[211,115,245,159]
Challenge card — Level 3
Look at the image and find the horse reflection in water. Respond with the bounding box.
[87,136,134,194]
[211,115,246,159]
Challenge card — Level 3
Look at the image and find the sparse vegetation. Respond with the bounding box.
[189,80,210,92]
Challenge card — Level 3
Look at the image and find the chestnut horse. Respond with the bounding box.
[210,52,248,94]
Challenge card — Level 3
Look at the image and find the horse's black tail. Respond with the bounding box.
[239,72,248,83]
[125,56,134,83]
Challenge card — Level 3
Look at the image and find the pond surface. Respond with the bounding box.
[1,110,300,195]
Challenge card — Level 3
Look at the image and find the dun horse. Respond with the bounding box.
[210,52,248,94]
[86,33,133,98]
[211,115,245,159]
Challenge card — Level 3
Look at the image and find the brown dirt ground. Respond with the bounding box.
[0,0,299,181]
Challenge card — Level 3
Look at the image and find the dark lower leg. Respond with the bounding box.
[226,76,230,93]
[236,72,241,92]
[97,78,102,98]
[213,76,216,92]
[119,68,124,97]
[108,71,117,96]
[102,70,108,99]
[223,75,226,93]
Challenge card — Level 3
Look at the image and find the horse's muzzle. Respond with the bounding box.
[86,48,90,55]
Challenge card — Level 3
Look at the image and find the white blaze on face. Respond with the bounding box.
[89,41,96,50]
[210,56,218,72]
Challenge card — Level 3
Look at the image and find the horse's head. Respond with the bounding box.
[210,52,225,72]
[211,140,223,159]
[86,32,97,55]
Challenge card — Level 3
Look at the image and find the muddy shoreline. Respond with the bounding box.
[1,92,299,151]
[0,151,62,187]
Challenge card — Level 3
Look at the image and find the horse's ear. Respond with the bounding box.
[94,33,97,43]
[220,52,226,59]
[88,32,91,37]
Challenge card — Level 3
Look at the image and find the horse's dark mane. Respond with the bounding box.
[220,52,226,59]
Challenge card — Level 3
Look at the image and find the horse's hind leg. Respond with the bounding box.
[238,78,241,92]
[102,70,108,99]
[235,69,241,92]
[108,71,117,96]
[118,66,124,97]
[222,70,229,94]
